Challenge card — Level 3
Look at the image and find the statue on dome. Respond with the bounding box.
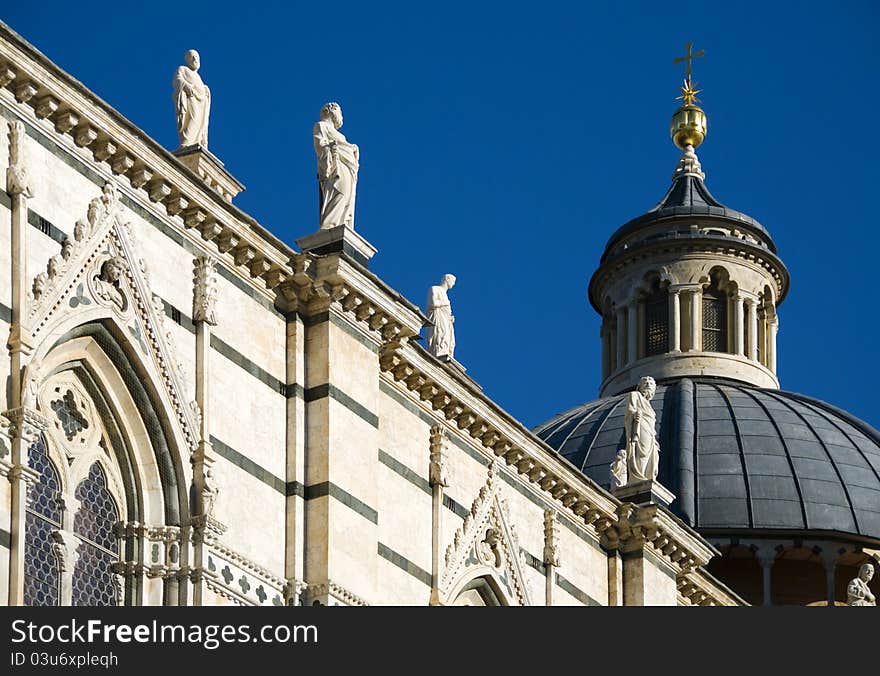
[173,50,211,148]
[425,274,456,360]
[623,376,661,483]
[314,102,359,230]
[846,563,876,606]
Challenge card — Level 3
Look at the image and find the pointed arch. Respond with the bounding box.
[448,570,512,606]
[34,319,190,527]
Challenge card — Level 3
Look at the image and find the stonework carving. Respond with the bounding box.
[173,50,211,148]
[425,274,456,360]
[30,182,120,312]
[50,529,79,573]
[610,449,628,488]
[441,461,531,605]
[6,119,31,196]
[428,424,448,487]
[92,256,128,313]
[622,376,660,483]
[672,144,704,180]
[192,255,218,325]
[202,465,219,518]
[846,564,876,606]
[21,361,40,410]
[314,102,359,229]
[27,180,199,453]
[543,509,560,567]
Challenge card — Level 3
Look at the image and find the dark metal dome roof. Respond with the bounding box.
[533,378,880,540]
[602,174,775,259]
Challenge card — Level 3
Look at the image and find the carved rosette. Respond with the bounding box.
[6,119,32,197]
[192,255,218,325]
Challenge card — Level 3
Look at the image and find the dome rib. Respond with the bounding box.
[793,396,880,489]
[714,383,755,528]
[736,386,809,531]
[762,390,860,534]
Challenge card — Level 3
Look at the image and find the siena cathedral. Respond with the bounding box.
[0,22,878,608]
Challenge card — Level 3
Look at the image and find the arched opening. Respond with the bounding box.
[71,462,121,606]
[643,278,668,358]
[451,575,509,606]
[702,273,729,353]
[23,436,62,607]
[22,318,191,606]
[706,545,763,606]
[771,548,826,606]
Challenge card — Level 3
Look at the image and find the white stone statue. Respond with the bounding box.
[314,102,359,230]
[93,257,127,313]
[624,376,660,483]
[846,563,876,606]
[173,50,211,148]
[425,274,456,360]
[610,449,628,488]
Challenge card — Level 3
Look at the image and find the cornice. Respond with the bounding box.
[0,22,293,296]
[589,236,789,312]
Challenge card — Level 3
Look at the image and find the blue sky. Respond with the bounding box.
[5,1,879,429]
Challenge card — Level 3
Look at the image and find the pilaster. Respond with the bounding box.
[190,255,221,605]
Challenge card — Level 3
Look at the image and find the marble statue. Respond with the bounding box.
[173,50,211,148]
[425,274,456,360]
[94,257,127,313]
[202,465,220,518]
[624,376,660,483]
[846,563,876,606]
[610,449,628,488]
[314,102,359,230]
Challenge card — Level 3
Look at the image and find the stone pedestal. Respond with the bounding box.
[613,479,676,509]
[173,145,244,202]
[296,226,377,267]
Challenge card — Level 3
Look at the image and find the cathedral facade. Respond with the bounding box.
[0,22,876,608]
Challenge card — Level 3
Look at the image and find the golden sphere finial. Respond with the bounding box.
[670,42,708,150]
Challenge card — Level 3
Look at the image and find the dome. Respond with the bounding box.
[601,172,774,261]
[534,378,880,540]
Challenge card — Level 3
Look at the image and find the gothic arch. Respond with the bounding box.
[33,319,190,528]
[448,569,512,607]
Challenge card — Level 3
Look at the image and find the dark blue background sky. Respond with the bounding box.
[5,2,878,429]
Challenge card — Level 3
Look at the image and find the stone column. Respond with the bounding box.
[284,310,307,606]
[428,426,448,606]
[627,299,638,365]
[768,317,779,373]
[756,548,776,607]
[615,306,626,371]
[190,255,219,606]
[734,294,745,356]
[5,120,38,606]
[746,297,758,361]
[543,510,559,606]
[820,549,837,607]
[687,288,700,352]
[668,288,681,352]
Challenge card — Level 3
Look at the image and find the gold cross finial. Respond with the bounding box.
[673,41,705,82]
[673,41,705,106]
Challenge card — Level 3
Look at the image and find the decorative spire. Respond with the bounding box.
[670,41,709,179]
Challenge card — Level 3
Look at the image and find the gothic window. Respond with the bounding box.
[702,285,728,353]
[72,462,120,606]
[643,282,669,357]
[23,437,61,606]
